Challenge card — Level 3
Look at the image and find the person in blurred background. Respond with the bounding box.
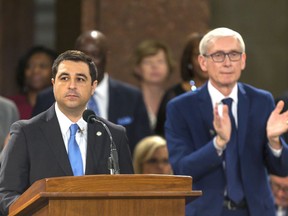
[8,46,57,119]
[133,40,175,131]
[0,96,19,151]
[133,135,172,174]
[155,32,208,136]
[270,175,288,216]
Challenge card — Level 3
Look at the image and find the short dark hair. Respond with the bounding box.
[16,45,58,91]
[180,33,204,81]
[52,50,98,83]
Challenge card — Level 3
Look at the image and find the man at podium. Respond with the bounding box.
[0,50,133,215]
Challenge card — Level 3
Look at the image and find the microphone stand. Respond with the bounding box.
[96,120,120,174]
[83,110,120,174]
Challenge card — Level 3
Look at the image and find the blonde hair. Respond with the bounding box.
[133,136,167,174]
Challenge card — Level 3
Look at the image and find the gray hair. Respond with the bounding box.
[199,27,245,55]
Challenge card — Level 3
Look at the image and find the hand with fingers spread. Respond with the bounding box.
[267,100,288,149]
[213,103,231,149]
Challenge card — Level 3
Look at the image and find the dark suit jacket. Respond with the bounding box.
[0,105,133,215]
[32,78,151,154]
[165,82,288,216]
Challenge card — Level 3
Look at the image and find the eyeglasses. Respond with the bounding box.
[203,51,242,63]
[271,182,288,194]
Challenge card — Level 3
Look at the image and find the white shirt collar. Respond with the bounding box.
[207,80,238,107]
[208,81,238,126]
[55,102,87,135]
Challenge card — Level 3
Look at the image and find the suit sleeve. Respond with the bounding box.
[165,100,223,181]
[0,122,30,215]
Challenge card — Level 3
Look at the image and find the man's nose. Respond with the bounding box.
[68,79,77,88]
[223,54,232,65]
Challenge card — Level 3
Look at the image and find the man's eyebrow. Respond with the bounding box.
[58,72,69,77]
[57,72,88,78]
[75,73,88,79]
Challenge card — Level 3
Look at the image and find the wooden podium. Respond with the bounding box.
[8,175,201,216]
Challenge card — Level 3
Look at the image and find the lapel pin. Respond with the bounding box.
[96,131,102,136]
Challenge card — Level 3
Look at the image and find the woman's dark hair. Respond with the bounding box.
[180,32,204,81]
[52,50,97,83]
[16,46,58,91]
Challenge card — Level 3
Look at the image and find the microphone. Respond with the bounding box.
[82,109,120,174]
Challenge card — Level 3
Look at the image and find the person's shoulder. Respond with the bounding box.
[169,84,202,105]
[109,78,141,95]
[0,96,17,108]
[96,116,126,133]
[239,83,272,97]
[12,107,52,129]
[38,86,54,97]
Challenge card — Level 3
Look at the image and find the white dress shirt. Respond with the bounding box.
[55,103,88,172]
[92,73,109,119]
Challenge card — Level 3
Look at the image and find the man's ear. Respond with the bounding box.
[91,80,98,95]
[51,78,55,85]
[198,55,208,72]
[241,53,246,70]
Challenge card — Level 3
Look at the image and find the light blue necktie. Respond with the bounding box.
[222,98,244,203]
[68,124,84,176]
[87,93,100,116]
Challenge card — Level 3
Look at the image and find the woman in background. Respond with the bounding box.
[133,135,172,174]
[133,40,175,131]
[8,46,57,119]
[155,32,208,136]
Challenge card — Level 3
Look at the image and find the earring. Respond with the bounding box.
[189,80,197,91]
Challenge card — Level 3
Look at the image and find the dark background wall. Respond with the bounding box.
[210,1,288,98]
[0,0,287,98]
[0,0,34,95]
[0,0,209,96]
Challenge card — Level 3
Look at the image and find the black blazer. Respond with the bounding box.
[32,78,152,153]
[0,105,133,215]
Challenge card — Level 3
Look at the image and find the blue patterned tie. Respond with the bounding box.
[222,98,244,203]
[68,124,84,176]
[87,93,100,116]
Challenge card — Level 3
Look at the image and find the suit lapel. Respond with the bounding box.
[40,105,73,176]
[85,121,110,174]
[237,83,249,156]
[198,84,215,138]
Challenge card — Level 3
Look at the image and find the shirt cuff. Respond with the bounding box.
[213,137,226,156]
[268,142,282,157]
